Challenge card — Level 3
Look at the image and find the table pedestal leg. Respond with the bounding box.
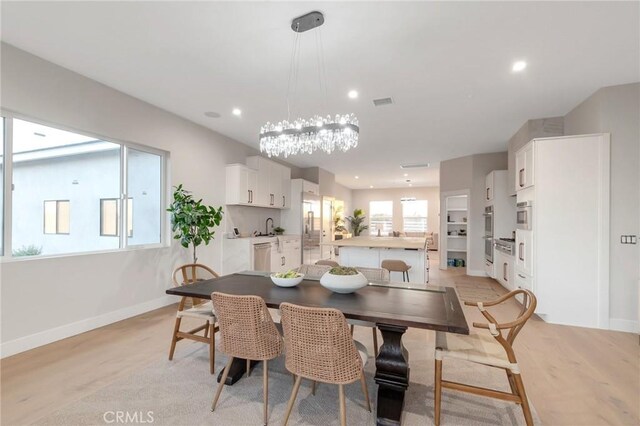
[374,324,409,426]
[216,358,260,385]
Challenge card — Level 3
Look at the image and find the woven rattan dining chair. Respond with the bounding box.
[315,259,340,267]
[280,303,371,426]
[296,264,331,279]
[168,264,219,374]
[434,289,537,426]
[210,292,283,425]
[346,267,391,358]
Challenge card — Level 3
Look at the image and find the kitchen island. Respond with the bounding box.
[330,236,429,283]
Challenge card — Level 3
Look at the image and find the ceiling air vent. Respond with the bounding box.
[400,163,430,169]
[373,97,393,107]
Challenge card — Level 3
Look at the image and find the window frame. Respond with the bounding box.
[368,200,394,236]
[0,109,169,260]
[402,199,429,233]
[100,197,134,238]
[43,199,71,235]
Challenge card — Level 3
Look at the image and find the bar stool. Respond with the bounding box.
[381,259,411,282]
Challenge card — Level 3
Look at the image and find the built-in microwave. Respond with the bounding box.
[516,201,532,230]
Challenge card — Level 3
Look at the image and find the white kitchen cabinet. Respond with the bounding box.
[515,229,533,277]
[302,180,320,195]
[245,156,292,209]
[281,166,291,209]
[485,171,495,202]
[225,164,257,206]
[515,142,534,191]
[493,250,514,290]
[271,237,301,272]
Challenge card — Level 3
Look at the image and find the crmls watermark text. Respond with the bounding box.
[103,411,154,424]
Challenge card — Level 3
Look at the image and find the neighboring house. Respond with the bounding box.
[12,140,161,255]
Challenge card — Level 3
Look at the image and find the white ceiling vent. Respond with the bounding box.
[400,163,430,169]
[373,97,393,107]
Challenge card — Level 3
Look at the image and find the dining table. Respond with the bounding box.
[166,271,469,426]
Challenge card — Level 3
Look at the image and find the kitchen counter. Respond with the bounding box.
[329,236,427,250]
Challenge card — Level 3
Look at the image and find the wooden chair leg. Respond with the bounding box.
[263,360,269,425]
[339,384,347,426]
[360,371,371,412]
[211,357,234,411]
[312,380,317,396]
[505,369,517,395]
[283,375,302,426]
[372,327,378,358]
[434,359,443,426]
[513,373,534,426]
[350,324,355,335]
[204,321,210,338]
[209,323,216,375]
[406,270,410,282]
[247,359,251,377]
[168,317,182,360]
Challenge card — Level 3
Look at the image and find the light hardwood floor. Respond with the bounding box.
[2,258,638,425]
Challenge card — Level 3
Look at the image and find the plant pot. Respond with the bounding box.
[320,271,368,294]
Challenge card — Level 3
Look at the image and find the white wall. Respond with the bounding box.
[0,43,296,355]
[351,186,440,235]
[564,82,640,330]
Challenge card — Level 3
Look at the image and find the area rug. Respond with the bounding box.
[38,331,540,426]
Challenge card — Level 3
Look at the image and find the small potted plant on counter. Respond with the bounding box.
[273,226,285,235]
[320,266,368,294]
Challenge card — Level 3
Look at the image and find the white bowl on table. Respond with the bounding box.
[270,273,304,288]
[320,271,368,294]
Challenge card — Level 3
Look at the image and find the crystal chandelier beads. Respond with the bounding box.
[259,114,359,158]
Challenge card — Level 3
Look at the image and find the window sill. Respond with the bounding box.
[0,243,170,263]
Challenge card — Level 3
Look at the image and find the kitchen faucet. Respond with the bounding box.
[266,217,274,235]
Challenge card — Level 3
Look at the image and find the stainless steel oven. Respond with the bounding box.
[484,205,494,237]
[516,201,532,230]
[484,237,494,263]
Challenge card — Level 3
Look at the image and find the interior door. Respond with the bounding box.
[321,197,334,260]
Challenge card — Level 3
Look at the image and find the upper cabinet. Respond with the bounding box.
[225,164,257,206]
[485,171,495,202]
[302,179,320,195]
[230,156,291,209]
[515,142,534,191]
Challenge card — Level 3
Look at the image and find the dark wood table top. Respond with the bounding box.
[166,273,469,334]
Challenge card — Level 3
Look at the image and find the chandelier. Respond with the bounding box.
[259,11,359,158]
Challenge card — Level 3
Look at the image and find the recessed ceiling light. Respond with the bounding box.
[512,61,527,72]
[204,111,221,118]
[403,173,408,177]
[369,185,373,188]
[348,90,358,99]
[232,108,242,116]
[409,183,413,187]
[355,176,359,179]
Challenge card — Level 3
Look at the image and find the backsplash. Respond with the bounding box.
[225,205,281,237]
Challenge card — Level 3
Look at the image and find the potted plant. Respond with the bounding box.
[273,226,285,235]
[320,266,368,294]
[345,209,368,236]
[167,184,223,263]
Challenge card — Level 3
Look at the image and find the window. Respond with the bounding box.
[0,117,4,255]
[7,116,165,257]
[127,149,161,245]
[402,199,428,233]
[44,200,70,234]
[369,201,393,235]
[100,198,133,237]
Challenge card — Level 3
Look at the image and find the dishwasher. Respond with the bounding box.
[253,242,272,272]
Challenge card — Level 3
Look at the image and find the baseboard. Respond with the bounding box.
[467,269,488,277]
[609,318,640,334]
[0,295,176,359]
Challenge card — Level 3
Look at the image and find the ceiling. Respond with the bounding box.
[2,1,638,189]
